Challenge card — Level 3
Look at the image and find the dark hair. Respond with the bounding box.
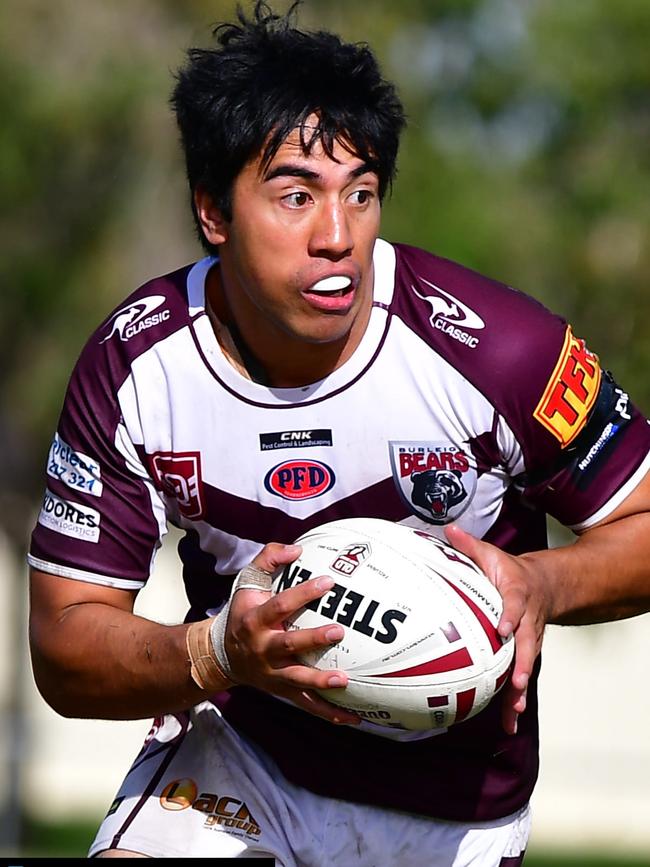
[171,1,406,253]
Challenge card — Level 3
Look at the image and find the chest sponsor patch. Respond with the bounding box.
[38,488,101,542]
[533,327,601,446]
[264,459,335,500]
[47,432,103,497]
[259,429,333,450]
[149,451,204,519]
[389,442,477,525]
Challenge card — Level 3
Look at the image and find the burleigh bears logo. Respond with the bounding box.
[389,441,477,525]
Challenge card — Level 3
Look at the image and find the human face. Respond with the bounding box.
[197,128,381,386]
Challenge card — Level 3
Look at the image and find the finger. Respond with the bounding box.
[255,575,337,628]
[496,583,527,640]
[445,523,486,563]
[269,621,345,658]
[250,542,302,574]
[501,678,526,735]
[282,686,360,725]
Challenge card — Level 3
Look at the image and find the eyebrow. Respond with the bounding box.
[263,161,378,184]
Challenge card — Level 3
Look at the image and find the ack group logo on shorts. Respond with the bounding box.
[149,451,205,519]
[412,277,485,349]
[160,779,262,837]
[264,459,335,500]
[389,441,477,525]
[533,326,601,446]
[100,295,170,343]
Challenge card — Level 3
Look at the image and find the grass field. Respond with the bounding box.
[8,816,649,863]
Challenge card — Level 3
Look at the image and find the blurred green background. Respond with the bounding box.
[1,0,649,860]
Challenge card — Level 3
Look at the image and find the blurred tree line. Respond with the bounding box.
[1,0,649,555]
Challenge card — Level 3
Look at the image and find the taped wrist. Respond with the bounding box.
[186,609,236,691]
[185,563,275,691]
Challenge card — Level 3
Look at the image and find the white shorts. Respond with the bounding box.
[90,701,531,865]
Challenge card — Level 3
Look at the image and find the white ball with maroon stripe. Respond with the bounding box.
[274,517,514,731]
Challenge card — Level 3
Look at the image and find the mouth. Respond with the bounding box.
[302,274,356,312]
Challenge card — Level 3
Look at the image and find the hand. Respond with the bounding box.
[444,525,552,735]
[224,542,360,725]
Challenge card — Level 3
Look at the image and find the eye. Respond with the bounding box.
[349,189,374,206]
[283,191,311,208]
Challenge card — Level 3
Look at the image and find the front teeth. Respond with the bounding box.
[310,276,352,294]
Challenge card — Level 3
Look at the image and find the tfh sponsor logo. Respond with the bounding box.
[264,459,335,500]
[150,451,204,519]
[389,441,477,525]
[38,489,101,542]
[533,327,601,446]
[100,295,170,343]
[47,432,103,497]
[412,278,485,349]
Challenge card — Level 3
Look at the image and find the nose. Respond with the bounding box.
[308,199,353,260]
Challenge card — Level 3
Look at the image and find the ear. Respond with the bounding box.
[194,186,229,246]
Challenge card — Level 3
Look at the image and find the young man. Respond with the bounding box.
[28,3,650,864]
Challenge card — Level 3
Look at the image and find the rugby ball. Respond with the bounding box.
[274,518,513,731]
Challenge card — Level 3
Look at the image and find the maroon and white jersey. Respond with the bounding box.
[29,239,650,822]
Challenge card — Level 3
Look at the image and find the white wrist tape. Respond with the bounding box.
[186,564,276,690]
[209,602,236,682]
[229,563,274,597]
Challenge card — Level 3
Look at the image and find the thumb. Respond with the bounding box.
[250,542,302,574]
[444,524,500,578]
[444,523,483,562]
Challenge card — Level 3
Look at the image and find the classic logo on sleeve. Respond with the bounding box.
[533,327,601,446]
[412,278,485,349]
[149,451,204,519]
[38,489,101,542]
[47,433,103,497]
[389,442,477,525]
[100,295,170,343]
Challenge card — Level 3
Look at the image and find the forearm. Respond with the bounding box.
[30,601,226,720]
[521,512,650,626]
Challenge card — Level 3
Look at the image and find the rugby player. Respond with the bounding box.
[28,3,650,863]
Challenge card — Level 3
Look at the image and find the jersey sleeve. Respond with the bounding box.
[393,244,650,531]
[28,332,168,590]
[515,346,650,529]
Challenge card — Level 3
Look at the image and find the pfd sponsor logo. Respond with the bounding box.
[264,459,335,500]
[149,451,204,519]
[259,429,333,450]
[412,277,485,349]
[47,432,103,497]
[533,327,601,446]
[277,563,407,644]
[389,441,477,525]
[38,489,101,542]
[100,295,170,343]
[331,542,371,576]
[160,779,261,836]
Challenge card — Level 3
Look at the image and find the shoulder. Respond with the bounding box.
[388,242,601,461]
[71,261,202,392]
[58,261,204,439]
